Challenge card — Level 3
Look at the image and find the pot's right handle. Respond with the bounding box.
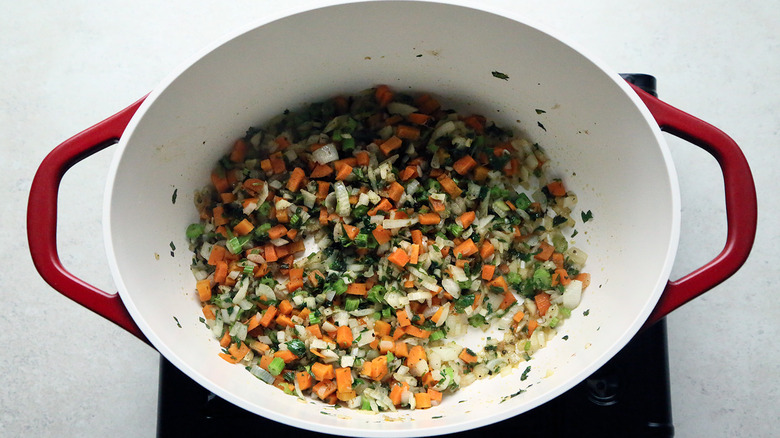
[27,97,150,344]
[629,84,758,327]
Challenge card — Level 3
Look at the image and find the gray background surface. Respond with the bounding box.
[2,1,777,436]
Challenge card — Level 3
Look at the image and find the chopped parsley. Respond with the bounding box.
[491,70,510,80]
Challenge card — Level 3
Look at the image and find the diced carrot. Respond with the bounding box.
[479,240,496,260]
[457,211,475,229]
[409,244,420,265]
[453,238,478,258]
[414,392,432,409]
[373,320,391,337]
[437,174,462,198]
[330,325,351,349]
[335,367,353,393]
[375,84,394,107]
[260,159,273,174]
[259,305,278,327]
[414,213,440,226]
[462,114,486,134]
[311,163,334,178]
[196,279,212,302]
[513,311,525,323]
[342,224,360,240]
[211,171,230,193]
[416,93,440,115]
[220,342,251,364]
[535,241,555,261]
[389,382,409,406]
[499,290,517,310]
[576,272,591,289]
[264,224,286,240]
[249,340,270,354]
[287,167,306,192]
[270,155,287,174]
[306,324,323,339]
[406,112,431,125]
[459,348,478,364]
[430,306,446,325]
[379,135,403,155]
[313,379,337,400]
[427,388,443,403]
[214,261,228,284]
[368,198,393,216]
[368,226,390,247]
[220,192,236,204]
[370,356,389,381]
[527,319,539,336]
[396,125,420,140]
[409,230,423,247]
[245,313,263,333]
[406,345,427,368]
[263,243,278,263]
[335,163,353,181]
[355,151,370,167]
[399,165,418,181]
[473,165,490,182]
[312,362,335,381]
[404,326,430,339]
[481,264,496,281]
[296,371,313,391]
[275,314,295,328]
[534,293,551,316]
[212,205,228,226]
[278,299,293,316]
[489,275,509,293]
[428,196,446,213]
[229,138,248,162]
[274,349,297,363]
[472,293,483,310]
[219,330,231,348]
[333,157,357,171]
[386,181,405,203]
[346,282,367,296]
[233,219,254,236]
[452,155,478,175]
[551,268,571,287]
[202,305,216,320]
[207,244,226,266]
[396,309,412,327]
[275,207,289,223]
[547,180,567,197]
[274,135,291,150]
[394,341,409,358]
[552,252,565,269]
[388,248,410,268]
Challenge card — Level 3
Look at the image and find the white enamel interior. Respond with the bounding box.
[104,1,680,436]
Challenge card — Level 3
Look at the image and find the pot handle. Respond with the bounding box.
[629,84,758,327]
[27,97,151,345]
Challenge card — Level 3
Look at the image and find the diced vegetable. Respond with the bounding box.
[187,84,592,412]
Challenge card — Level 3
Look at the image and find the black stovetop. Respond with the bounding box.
[156,74,673,438]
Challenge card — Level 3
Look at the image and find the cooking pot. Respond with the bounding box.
[27,1,757,436]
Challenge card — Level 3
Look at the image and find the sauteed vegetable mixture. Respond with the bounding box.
[186,85,590,410]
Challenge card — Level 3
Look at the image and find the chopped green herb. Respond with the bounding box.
[581,210,593,223]
[491,71,510,80]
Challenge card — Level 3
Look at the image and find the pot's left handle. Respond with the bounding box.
[27,97,151,345]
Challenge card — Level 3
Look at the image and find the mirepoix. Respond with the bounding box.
[186,85,591,411]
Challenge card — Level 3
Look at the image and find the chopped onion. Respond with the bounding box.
[563,279,583,309]
[387,101,418,116]
[382,218,418,229]
[250,365,275,384]
[312,143,339,164]
[333,181,351,217]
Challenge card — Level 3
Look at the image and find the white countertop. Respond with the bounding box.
[2,1,777,436]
